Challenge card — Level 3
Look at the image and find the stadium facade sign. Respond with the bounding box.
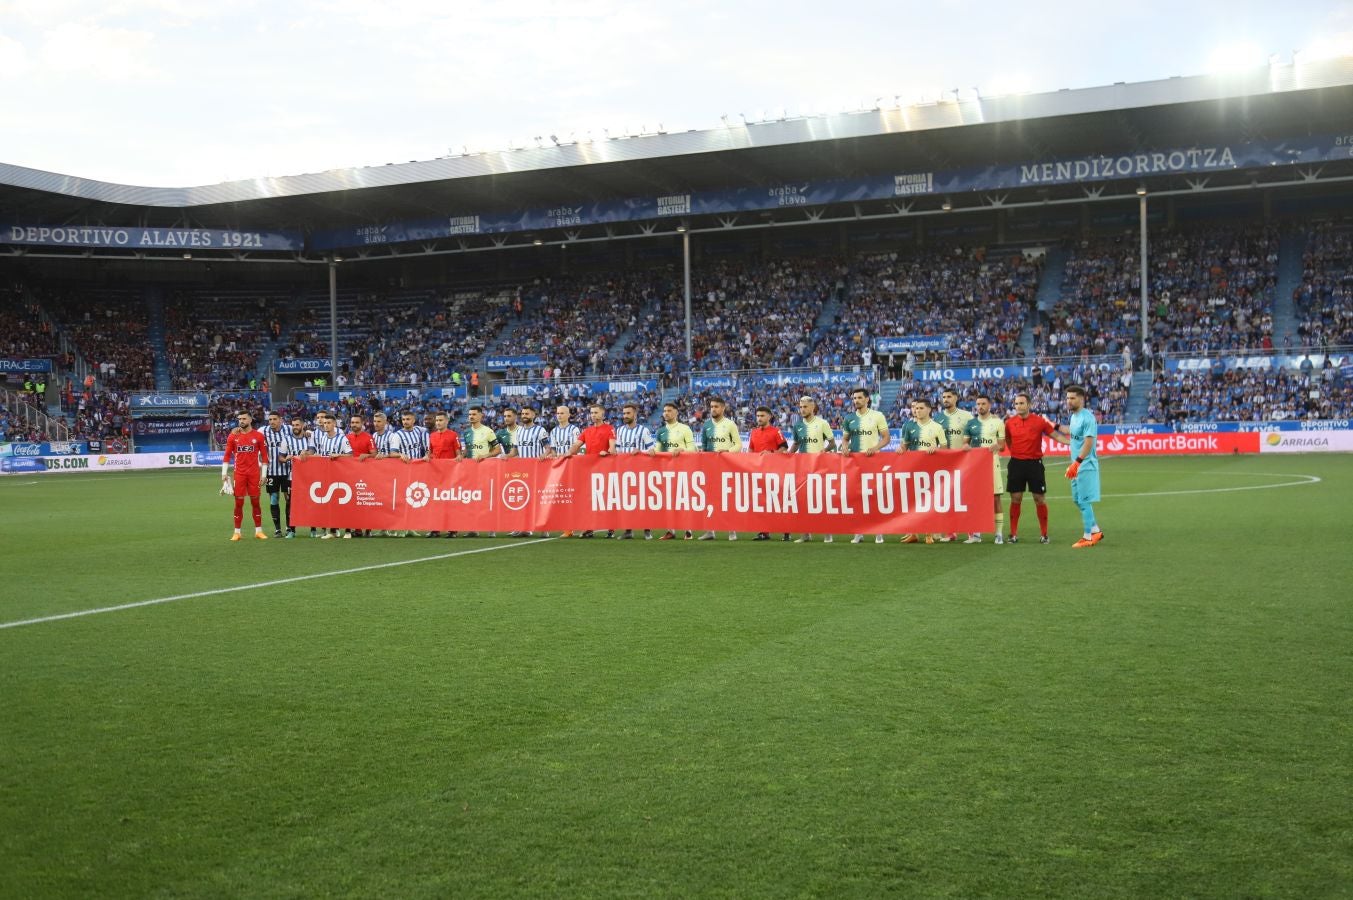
[876,336,952,353]
[1165,353,1348,372]
[297,386,468,402]
[2,225,303,251]
[484,355,544,370]
[310,134,1351,250]
[493,379,659,398]
[132,392,209,409]
[916,362,1118,383]
[0,358,54,373]
[273,358,332,374]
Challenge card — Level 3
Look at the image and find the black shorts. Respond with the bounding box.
[1007,458,1047,494]
[265,475,291,494]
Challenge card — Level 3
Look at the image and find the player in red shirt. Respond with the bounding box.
[1002,393,1067,544]
[569,404,617,538]
[427,412,463,538]
[223,411,269,541]
[748,405,790,541]
[344,414,378,538]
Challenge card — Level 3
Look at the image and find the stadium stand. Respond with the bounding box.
[1146,360,1353,424]
[164,289,277,390]
[1294,222,1353,348]
[43,289,156,392]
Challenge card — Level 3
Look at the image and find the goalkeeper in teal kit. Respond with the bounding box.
[1051,385,1104,548]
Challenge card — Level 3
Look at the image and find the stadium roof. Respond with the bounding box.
[4,56,1353,217]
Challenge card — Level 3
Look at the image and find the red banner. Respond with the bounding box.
[1039,432,1260,456]
[292,451,995,534]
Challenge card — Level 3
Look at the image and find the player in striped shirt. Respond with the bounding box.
[963,394,1008,544]
[651,402,696,541]
[507,406,549,537]
[791,396,836,543]
[547,405,581,537]
[371,411,401,457]
[391,411,430,460]
[306,412,353,539]
[264,414,313,538]
[939,388,975,543]
[615,402,656,540]
[842,387,890,544]
[698,396,741,541]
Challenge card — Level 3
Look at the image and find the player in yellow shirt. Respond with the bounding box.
[651,401,697,540]
[939,387,975,542]
[698,396,741,541]
[899,397,947,544]
[462,406,503,460]
[963,393,1008,544]
[791,395,837,544]
[841,387,891,544]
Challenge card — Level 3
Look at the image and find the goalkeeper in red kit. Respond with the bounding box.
[223,410,269,541]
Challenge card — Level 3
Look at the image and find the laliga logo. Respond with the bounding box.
[406,481,433,509]
[309,482,354,505]
[405,480,483,507]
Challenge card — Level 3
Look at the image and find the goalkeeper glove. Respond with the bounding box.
[1065,460,1081,479]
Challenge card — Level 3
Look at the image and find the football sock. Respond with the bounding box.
[250,496,262,527]
[233,497,244,529]
[1078,500,1097,536]
[1009,502,1021,534]
[1036,504,1049,537]
[995,511,1004,534]
[269,493,282,530]
[284,494,293,529]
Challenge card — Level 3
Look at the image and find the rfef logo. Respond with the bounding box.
[502,478,530,510]
[309,482,354,505]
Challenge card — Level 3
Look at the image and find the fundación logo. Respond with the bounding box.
[309,482,354,505]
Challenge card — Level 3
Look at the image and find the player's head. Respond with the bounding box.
[851,388,870,411]
[622,403,637,425]
[290,416,305,435]
[349,414,365,433]
[555,405,571,424]
[373,411,388,430]
[502,408,518,426]
[798,395,818,418]
[708,396,726,419]
[910,397,932,421]
[267,411,281,429]
[423,410,437,430]
[320,412,338,433]
[434,412,449,430]
[941,388,959,411]
[974,393,992,416]
[1013,393,1031,416]
[468,406,483,426]
[400,411,416,429]
[520,406,537,426]
[662,402,679,423]
[589,404,605,425]
[755,406,773,428]
[236,411,252,429]
[1065,385,1087,412]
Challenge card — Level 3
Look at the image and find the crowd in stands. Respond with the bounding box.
[888,360,1132,426]
[43,291,156,392]
[1294,223,1353,349]
[63,389,131,441]
[346,291,508,386]
[164,292,272,390]
[1046,226,1279,360]
[1146,361,1352,424]
[0,400,42,442]
[822,246,1038,368]
[0,290,61,359]
[612,258,845,374]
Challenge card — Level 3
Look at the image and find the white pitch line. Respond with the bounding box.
[1048,472,1322,499]
[0,537,556,632]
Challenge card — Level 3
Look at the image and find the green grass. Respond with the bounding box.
[1,456,1351,898]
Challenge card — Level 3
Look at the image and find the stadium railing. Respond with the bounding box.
[0,386,70,440]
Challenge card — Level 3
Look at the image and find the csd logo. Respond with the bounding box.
[309,482,354,505]
[405,481,432,509]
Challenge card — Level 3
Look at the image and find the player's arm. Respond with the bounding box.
[602,434,615,456]
[486,435,503,459]
[221,434,236,485]
[641,428,656,454]
[567,438,583,456]
[1074,434,1094,461]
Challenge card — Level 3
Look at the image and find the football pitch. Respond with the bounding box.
[1,455,1350,898]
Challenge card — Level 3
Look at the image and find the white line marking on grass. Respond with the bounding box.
[1047,472,1321,500]
[0,538,556,632]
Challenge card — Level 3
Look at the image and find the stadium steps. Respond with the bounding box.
[1273,232,1306,345]
[144,288,172,391]
[1022,244,1066,356]
[608,293,662,361]
[1125,368,1153,421]
[879,379,904,415]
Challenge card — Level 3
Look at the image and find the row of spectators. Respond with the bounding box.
[1294,223,1353,349]
[507,274,667,378]
[0,289,60,359]
[42,290,156,392]
[1146,361,1350,424]
[346,292,509,386]
[821,245,1038,366]
[888,360,1132,426]
[164,292,275,391]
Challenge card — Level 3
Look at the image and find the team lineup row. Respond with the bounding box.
[220,387,1106,546]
